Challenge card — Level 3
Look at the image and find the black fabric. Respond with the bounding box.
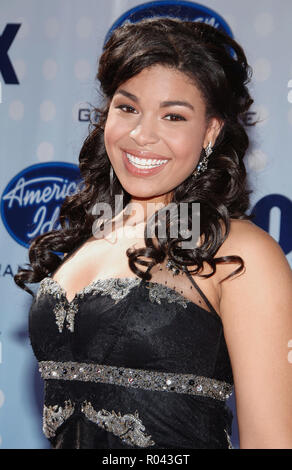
[28,278,234,449]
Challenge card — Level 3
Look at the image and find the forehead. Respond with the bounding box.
[115,65,204,103]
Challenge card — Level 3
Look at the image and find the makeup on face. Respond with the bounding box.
[104,65,218,202]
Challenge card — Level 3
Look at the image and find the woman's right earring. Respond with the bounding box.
[192,142,213,177]
[109,165,114,197]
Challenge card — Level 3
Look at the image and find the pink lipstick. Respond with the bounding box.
[122,150,169,177]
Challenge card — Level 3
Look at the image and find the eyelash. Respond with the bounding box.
[116,104,136,113]
[115,104,186,121]
[164,113,186,122]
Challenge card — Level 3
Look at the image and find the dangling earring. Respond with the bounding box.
[110,164,114,196]
[192,141,213,177]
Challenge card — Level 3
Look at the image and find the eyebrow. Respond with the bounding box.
[116,89,194,111]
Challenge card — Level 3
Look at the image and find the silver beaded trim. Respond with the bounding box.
[224,429,233,449]
[38,276,191,309]
[43,399,75,438]
[37,277,142,333]
[42,399,154,447]
[36,276,194,334]
[37,276,142,306]
[81,402,155,447]
[39,361,233,402]
[146,281,190,308]
[166,259,182,276]
[52,301,77,333]
[53,301,67,333]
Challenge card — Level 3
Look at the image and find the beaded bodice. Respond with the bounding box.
[28,261,234,449]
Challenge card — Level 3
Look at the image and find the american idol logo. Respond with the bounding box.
[104,0,233,44]
[1,162,81,248]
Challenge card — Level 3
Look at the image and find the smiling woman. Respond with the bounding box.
[14,18,292,449]
[104,65,221,193]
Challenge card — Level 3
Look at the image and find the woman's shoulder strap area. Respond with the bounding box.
[183,267,220,318]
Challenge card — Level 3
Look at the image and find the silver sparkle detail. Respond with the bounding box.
[166,259,182,276]
[36,274,194,335]
[37,276,142,305]
[81,402,155,447]
[38,361,233,402]
[146,282,190,308]
[43,399,75,438]
[224,429,233,449]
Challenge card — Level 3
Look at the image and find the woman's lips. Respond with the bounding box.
[122,151,169,177]
[123,148,169,160]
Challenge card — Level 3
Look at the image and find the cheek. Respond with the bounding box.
[167,128,204,161]
[104,118,118,151]
[104,115,130,150]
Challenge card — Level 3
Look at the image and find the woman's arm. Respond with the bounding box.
[219,221,292,449]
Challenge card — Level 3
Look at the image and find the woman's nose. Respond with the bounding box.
[129,116,159,145]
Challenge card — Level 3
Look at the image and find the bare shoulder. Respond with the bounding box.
[189,216,292,446]
[186,218,290,318]
[214,218,291,287]
[215,219,292,447]
[214,217,292,324]
[220,217,282,257]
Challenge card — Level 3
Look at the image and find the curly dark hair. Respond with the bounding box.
[14,17,255,297]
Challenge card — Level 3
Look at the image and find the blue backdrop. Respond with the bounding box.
[0,0,291,449]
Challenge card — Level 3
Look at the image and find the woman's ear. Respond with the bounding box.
[203,117,224,148]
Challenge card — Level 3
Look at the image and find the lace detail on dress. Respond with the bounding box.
[53,301,67,333]
[81,402,155,448]
[79,277,142,304]
[37,276,193,309]
[42,398,155,447]
[53,301,77,333]
[37,277,142,305]
[37,277,142,333]
[43,399,75,438]
[36,275,201,334]
[224,429,233,449]
[146,282,190,308]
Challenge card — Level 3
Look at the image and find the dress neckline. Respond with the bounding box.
[45,275,142,304]
[39,276,222,323]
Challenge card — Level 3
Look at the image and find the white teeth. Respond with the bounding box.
[125,152,168,169]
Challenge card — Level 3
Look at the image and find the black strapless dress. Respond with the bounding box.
[28,264,234,449]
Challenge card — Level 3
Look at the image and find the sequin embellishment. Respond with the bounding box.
[39,361,233,401]
[81,402,155,447]
[42,398,155,446]
[53,301,77,333]
[53,301,67,333]
[37,276,142,306]
[166,259,182,276]
[36,276,194,335]
[43,399,75,438]
[37,277,142,333]
[146,282,190,308]
[224,429,233,449]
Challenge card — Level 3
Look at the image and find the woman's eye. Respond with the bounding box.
[115,104,137,113]
[164,113,186,122]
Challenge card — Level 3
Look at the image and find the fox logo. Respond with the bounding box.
[0,24,21,84]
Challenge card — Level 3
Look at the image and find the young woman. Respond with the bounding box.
[15,18,292,449]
